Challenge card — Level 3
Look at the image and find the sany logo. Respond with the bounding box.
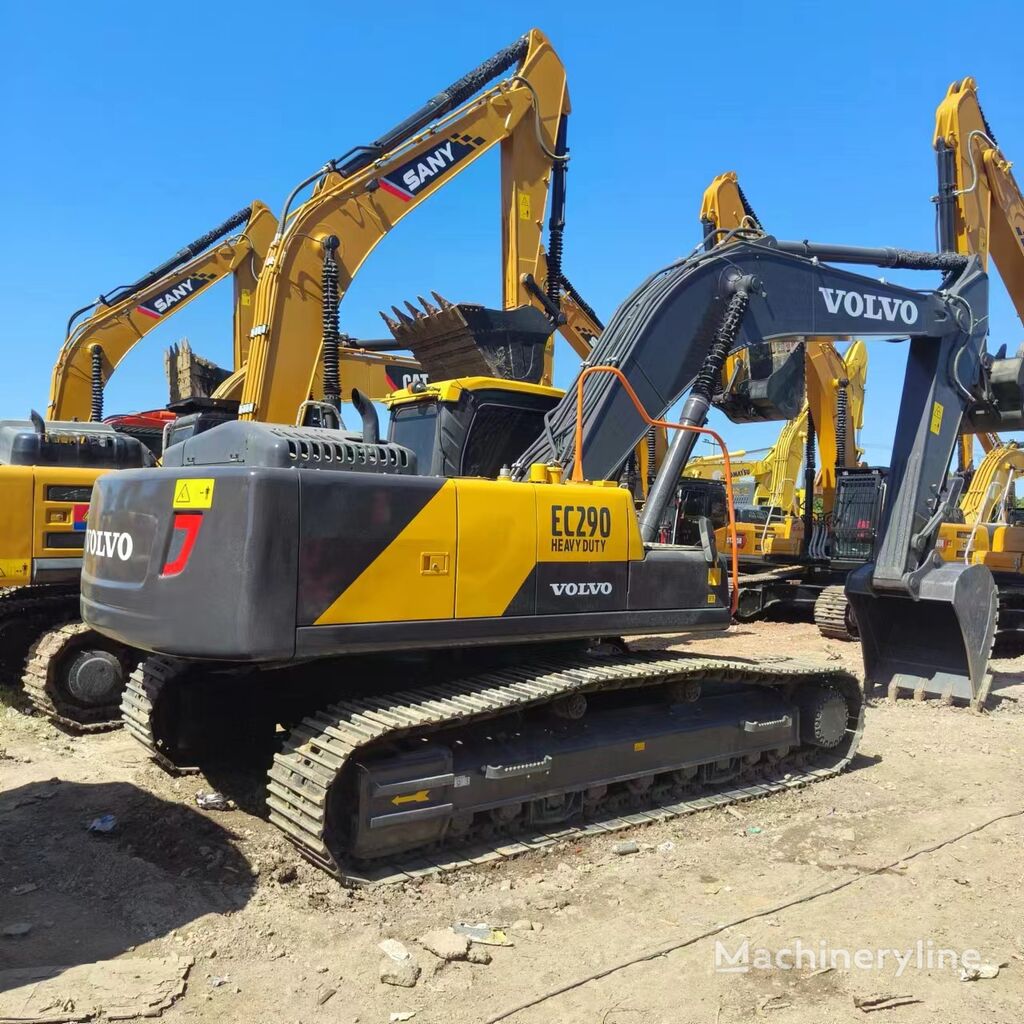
[85,528,134,561]
[136,273,216,320]
[818,287,919,326]
[549,582,613,597]
[379,134,480,202]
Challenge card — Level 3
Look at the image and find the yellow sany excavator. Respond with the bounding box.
[234,28,597,427]
[677,173,872,626]
[3,27,602,732]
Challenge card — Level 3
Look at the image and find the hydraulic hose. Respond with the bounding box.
[66,206,253,336]
[334,35,530,179]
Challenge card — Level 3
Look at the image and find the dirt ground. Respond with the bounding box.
[2,622,1023,1024]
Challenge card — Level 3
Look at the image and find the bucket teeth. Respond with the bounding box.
[432,291,454,311]
[418,294,440,315]
[391,305,415,326]
[378,310,399,331]
[404,300,425,320]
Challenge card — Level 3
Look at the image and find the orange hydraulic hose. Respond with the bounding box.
[571,365,740,615]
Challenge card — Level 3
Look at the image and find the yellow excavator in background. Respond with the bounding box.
[685,340,868,559]
[49,200,422,436]
[678,173,873,626]
[936,440,1024,632]
[812,75,1024,643]
[232,28,597,426]
[3,27,602,732]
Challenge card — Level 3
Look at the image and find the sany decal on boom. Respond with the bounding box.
[378,133,484,202]
[136,272,218,320]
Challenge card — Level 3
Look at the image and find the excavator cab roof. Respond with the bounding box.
[384,376,563,408]
[387,376,562,478]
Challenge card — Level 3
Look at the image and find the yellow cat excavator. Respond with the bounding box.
[5,27,601,732]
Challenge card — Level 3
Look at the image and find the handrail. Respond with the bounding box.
[570,365,740,614]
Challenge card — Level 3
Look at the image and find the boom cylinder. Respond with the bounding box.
[638,277,753,542]
[90,345,104,421]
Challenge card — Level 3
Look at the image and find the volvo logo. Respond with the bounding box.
[85,528,134,561]
[818,287,919,325]
[549,582,613,597]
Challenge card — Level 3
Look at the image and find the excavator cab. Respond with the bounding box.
[387,378,562,478]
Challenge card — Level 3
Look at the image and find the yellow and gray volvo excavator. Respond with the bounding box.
[2,27,601,732]
[80,55,1021,880]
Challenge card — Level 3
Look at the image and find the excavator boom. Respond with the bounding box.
[934,76,1024,326]
[516,237,1005,701]
[233,29,598,425]
[48,202,278,421]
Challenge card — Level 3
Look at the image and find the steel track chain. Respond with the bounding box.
[22,621,124,732]
[262,650,863,885]
[814,585,856,641]
[124,651,863,885]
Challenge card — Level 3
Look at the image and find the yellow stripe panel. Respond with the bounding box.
[315,481,457,625]
[455,479,537,618]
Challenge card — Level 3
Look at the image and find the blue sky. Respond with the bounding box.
[3,0,1023,466]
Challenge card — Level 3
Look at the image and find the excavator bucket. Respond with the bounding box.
[846,561,997,706]
[380,294,553,384]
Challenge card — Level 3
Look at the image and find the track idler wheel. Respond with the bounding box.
[65,648,125,708]
[796,685,849,748]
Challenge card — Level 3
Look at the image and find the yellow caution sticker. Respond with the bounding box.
[518,192,532,220]
[633,741,646,752]
[707,593,717,604]
[391,790,430,806]
[240,288,252,307]
[930,401,944,436]
[708,567,721,586]
[0,559,30,583]
[173,479,215,509]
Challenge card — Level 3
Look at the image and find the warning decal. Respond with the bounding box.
[173,479,216,510]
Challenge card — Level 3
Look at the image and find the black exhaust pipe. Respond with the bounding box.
[351,388,379,445]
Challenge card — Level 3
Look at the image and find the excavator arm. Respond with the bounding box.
[517,236,1013,701]
[700,172,869,513]
[234,30,596,425]
[47,202,278,421]
[934,76,1024,325]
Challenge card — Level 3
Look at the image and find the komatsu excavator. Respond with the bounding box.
[3,27,601,732]
[82,167,1019,884]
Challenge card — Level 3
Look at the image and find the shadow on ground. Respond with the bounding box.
[0,779,256,990]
